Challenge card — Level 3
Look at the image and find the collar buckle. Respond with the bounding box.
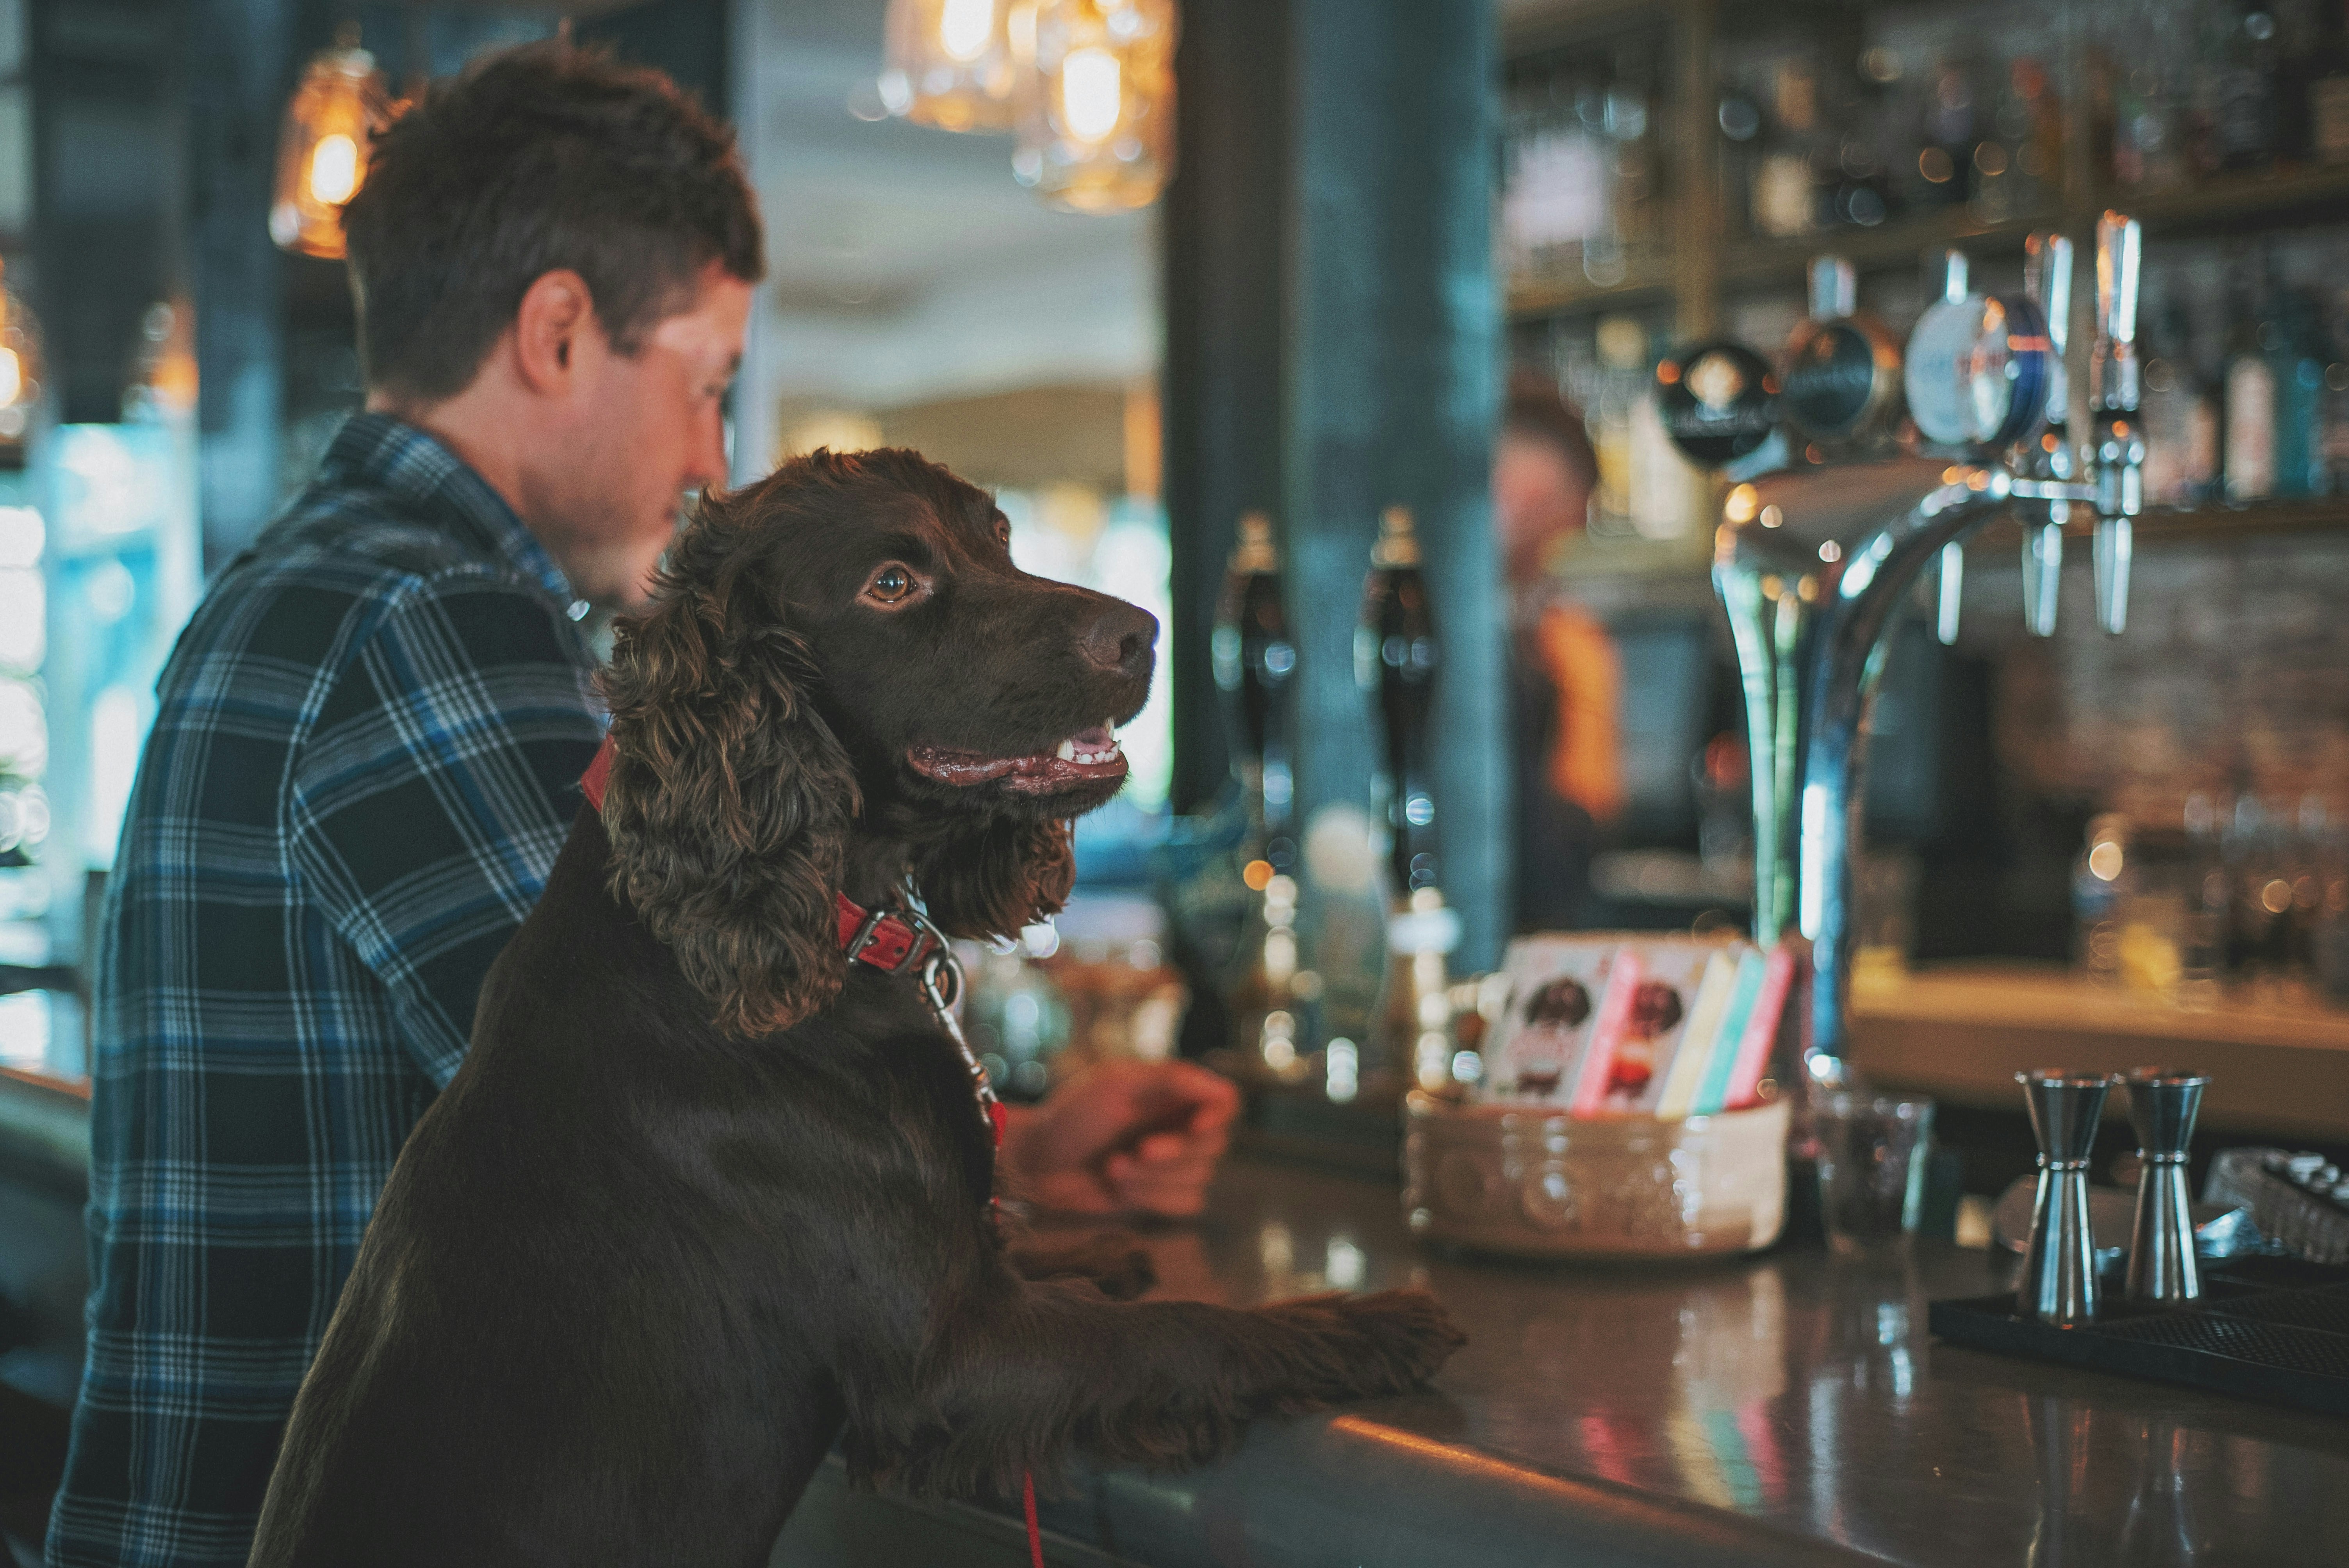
[842,903,926,974]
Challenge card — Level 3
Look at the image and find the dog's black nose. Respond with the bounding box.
[1081,601,1159,678]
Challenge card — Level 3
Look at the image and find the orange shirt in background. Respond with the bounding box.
[1531,601,1624,826]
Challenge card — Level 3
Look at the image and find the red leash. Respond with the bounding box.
[584,734,1044,1566]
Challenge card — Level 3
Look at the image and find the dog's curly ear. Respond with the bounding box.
[598,557,857,1037]
[909,818,1074,944]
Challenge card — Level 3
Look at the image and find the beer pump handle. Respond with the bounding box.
[2020,233,2074,638]
[2091,213,2144,636]
[1809,255,1857,321]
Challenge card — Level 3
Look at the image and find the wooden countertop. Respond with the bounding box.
[1850,962,2349,1142]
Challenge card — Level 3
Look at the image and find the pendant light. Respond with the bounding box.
[269,24,392,260]
[879,0,1028,133]
[1013,0,1178,213]
[0,260,43,468]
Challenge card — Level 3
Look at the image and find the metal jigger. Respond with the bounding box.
[2019,1070,2120,1327]
[2124,1068,2208,1304]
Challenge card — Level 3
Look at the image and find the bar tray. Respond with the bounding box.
[1930,1256,2349,1419]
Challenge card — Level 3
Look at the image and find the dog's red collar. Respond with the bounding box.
[579,735,615,813]
[580,736,942,978]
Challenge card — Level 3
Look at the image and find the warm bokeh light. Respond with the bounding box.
[0,265,43,465]
[1015,0,1178,214]
[1059,48,1122,141]
[939,0,996,61]
[881,0,1026,133]
[269,31,391,260]
[307,133,360,205]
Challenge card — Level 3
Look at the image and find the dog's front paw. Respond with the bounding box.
[1260,1287,1467,1403]
[1330,1288,1468,1390]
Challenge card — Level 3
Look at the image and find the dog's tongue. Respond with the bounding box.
[908,723,1126,791]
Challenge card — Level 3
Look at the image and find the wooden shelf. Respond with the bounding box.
[1506,269,1675,321]
[1850,961,2349,1142]
[2110,162,2349,240]
[1715,207,2055,293]
[1965,498,2349,554]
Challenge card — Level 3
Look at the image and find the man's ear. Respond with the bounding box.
[512,269,599,392]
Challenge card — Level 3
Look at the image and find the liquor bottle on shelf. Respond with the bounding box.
[2110,39,2189,192]
[2323,282,2349,483]
[1914,51,1983,208]
[1817,45,1894,230]
[2222,272,2277,501]
[2139,303,2219,506]
[2267,280,2329,498]
[1976,54,2059,221]
[1752,53,1826,238]
[1717,82,1763,233]
[2075,814,2135,985]
[2308,0,2349,164]
[1586,315,1649,532]
[2201,0,2281,175]
[1606,40,1662,272]
[2182,792,2227,1006]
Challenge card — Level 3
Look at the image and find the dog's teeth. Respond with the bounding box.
[1057,739,1076,762]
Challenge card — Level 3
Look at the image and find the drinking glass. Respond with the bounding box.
[1814,1091,1934,1252]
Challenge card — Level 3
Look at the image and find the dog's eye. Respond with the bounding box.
[994,517,1011,547]
[865,565,917,605]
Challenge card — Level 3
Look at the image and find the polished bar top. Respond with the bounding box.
[1019,1154,2349,1567]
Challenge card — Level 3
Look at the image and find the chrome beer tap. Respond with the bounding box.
[1704,214,2143,1087]
[2018,232,2074,639]
[2090,213,2145,636]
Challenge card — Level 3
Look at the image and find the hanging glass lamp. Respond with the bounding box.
[1013,0,1177,213]
[879,0,1029,133]
[269,25,392,260]
[0,260,43,468]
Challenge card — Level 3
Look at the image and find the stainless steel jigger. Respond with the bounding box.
[2019,1070,2120,1327]
[2124,1067,2208,1304]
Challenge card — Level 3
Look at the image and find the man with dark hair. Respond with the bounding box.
[49,41,1232,1568]
[1498,370,1622,932]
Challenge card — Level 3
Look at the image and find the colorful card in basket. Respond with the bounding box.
[1481,935,1751,1115]
[1481,935,1615,1107]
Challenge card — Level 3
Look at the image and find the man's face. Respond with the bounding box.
[1494,431,1586,588]
[549,261,753,606]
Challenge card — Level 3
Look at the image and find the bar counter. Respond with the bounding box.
[781,1153,2349,1568]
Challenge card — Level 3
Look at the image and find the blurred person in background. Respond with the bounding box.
[1497,370,1623,932]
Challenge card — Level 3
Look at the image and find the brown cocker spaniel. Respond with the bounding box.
[247,449,1464,1567]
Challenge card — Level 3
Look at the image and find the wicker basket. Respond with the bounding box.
[1403,1091,1790,1259]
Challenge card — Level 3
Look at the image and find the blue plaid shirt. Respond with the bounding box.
[48,415,606,1567]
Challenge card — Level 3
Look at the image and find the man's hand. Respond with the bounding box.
[1000,1059,1240,1219]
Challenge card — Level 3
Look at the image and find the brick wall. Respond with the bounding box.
[1969,531,2349,832]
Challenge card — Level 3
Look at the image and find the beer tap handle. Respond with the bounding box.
[2092,213,2144,637]
[2021,233,2073,638]
[1936,541,1964,647]
[1939,249,1969,305]
[1810,255,1857,321]
[2025,232,2073,435]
